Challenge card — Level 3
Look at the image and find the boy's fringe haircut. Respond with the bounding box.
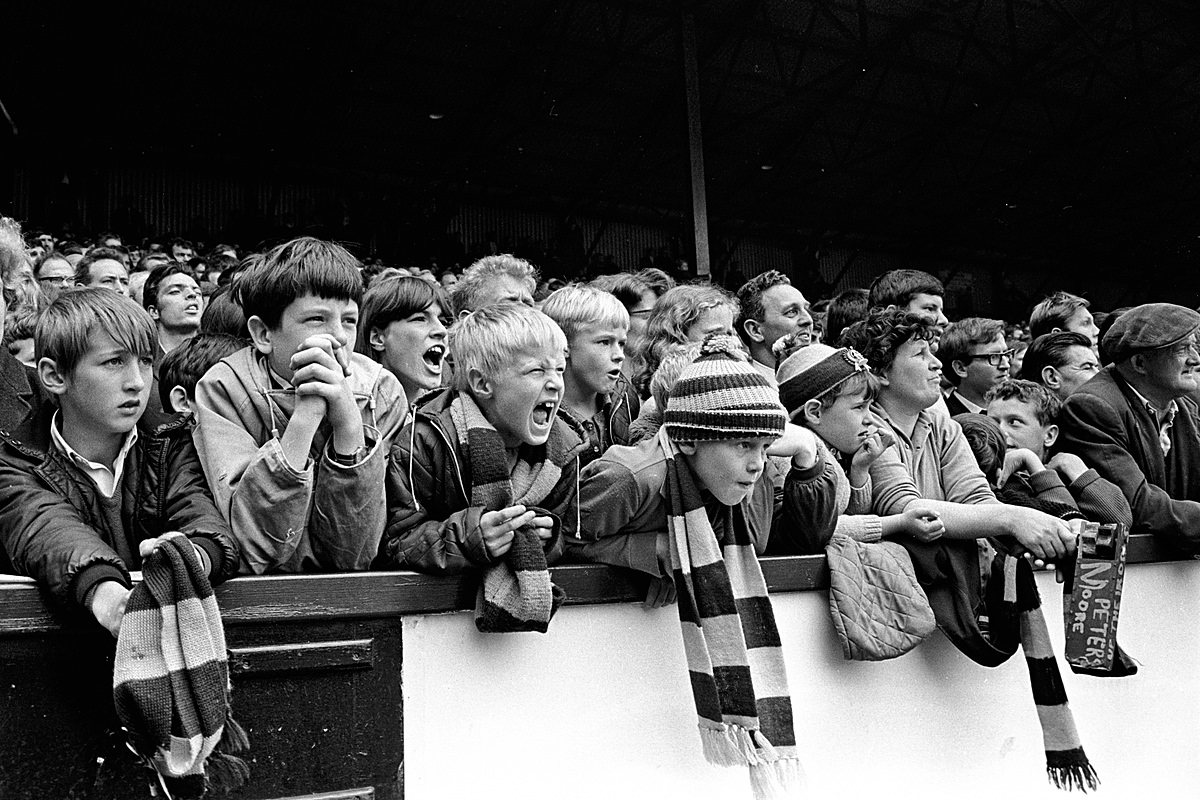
[813,370,877,411]
[35,288,157,376]
[234,237,363,330]
[450,302,566,393]
[1029,291,1090,340]
[984,378,1062,426]
[540,285,629,341]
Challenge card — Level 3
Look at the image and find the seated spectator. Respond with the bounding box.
[589,272,656,382]
[867,268,949,345]
[159,332,247,417]
[34,252,75,301]
[1019,331,1100,400]
[357,276,450,409]
[74,247,130,297]
[983,379,1131,526]
[840,309,1076,565]
[541,285,640,468]
[199,284,250,340]
[1029,290,1100,347]
[734,270,813,383]
[775,343,943,554]
[823,287,870,346]
[1057,303,1200,551]
[631,283,738,399]
[194,237,407,574]
[0,290,237,636]
[449,254,537,317]
[144,264,202,355]
[381,302,586,574]
[939,317,1012,415]
[570,336,819,606]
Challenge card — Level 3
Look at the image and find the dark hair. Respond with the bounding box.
[166,236,195,254]
[159,332,247,412]
[1019,331,1093,383]
[983,378,1062,426]
[356,276,450,361]
[589,272,652,312]
[199,284,250,340]
[94,231,121,247]
[823,288,870,346]
[142,263,192,311]
[635,267,675,298]
[1029,291,1090,340]
[74,246,127,285]
[937,317,1006,386]
[1096,307,1131,366]
[867,269,943,310]
[135,251,173,273]
[734,270,791,345]
[839,307,935,374]
[233,237,363,329]
[954,413,1006,486]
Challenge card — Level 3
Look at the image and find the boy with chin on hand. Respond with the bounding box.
[381,301,588,576]
[193,237,407,574]
[0,290,238,636]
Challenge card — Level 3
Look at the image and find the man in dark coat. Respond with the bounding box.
[1057,303,1200,552]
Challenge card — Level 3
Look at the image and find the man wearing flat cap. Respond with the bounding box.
[1057,302,1200,551]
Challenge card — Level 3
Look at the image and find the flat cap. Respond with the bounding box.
[1102,303,1200,363]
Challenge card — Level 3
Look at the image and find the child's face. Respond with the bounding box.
[568,323,627,401]
[1061,307,1100,347]
[679,437,774,506]
[372,302,448,401]
[986,397,1054,459]
[57,334,154,438]
[259,293,359,381]
[810,389,875,456]
[476,341,566,448]
[685,305,735,342]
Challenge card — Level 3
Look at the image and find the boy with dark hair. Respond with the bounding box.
[540,285,640,467]
[1029,291,1100,345]
[194,237,407,574]
[1020,331,1100,399]
[160,333,247,415]
[144,263,202,355]
[0,289,238,636]
[867,268,949,337]
[938,317,1012,415]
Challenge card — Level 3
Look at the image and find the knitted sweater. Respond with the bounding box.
[771,437,882,555]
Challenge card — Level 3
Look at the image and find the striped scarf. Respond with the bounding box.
[659,428,804,799]
[112,532,248,798]
[451,392,583,633]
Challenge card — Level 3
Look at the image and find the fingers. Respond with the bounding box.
[643,576,677,609]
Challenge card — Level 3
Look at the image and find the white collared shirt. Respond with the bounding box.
[1126,383,1178,456]
[49,412,139,498]
[949,389,984,415]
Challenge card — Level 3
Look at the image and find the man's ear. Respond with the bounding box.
[246,315,273,355]
[742,317,765,345]
[466,367,493,400]
[801,399,823,427]
[1129,353,1149,376]
[676,441,697,456]
[1043,423,1060,451]
[38,357,68,397]
[951,359,969,380]
[1041,365,1060,390]
[368,327,387,353]
[168,385,192,415]
[147,304,160,322]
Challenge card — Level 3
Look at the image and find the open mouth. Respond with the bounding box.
[422,344,446,371]
[531,400,557,427]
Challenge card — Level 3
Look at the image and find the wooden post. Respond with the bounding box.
[681,12,710,278]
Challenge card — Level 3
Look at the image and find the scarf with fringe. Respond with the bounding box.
[112,531,248,799]
[659,427,804,799]
[451,391,583,632]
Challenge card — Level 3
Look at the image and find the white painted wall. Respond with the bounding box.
[403,562,1200,800]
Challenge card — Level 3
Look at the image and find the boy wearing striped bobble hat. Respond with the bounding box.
[573,335,812,799]
[775,343,944,555]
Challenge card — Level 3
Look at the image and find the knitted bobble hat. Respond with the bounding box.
[776,343,870,414]
[664,335,787,441]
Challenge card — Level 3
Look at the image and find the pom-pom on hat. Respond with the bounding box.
[775,342,870,413]
[664,335,786,442]
[1102,303,1200,364]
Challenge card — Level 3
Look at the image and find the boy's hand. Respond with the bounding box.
[850,427,894,471]
[521,514,556,541]
[999,448,1045,487]
[291,335,364,453]
[87,580,131,639]
[645,533,677,608]
[768,424,819,470]
[902,505,944,542]
[1046,452,1088,484]
[480,505,536,559]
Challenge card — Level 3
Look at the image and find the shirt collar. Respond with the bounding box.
[1126,382,1178,423]
[49,411,139,496]
[950,389,984,415]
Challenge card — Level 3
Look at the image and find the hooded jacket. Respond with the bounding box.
[0,407,238,609]
[193,347,407,574]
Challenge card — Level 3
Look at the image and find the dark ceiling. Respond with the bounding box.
[8,0,1200,274]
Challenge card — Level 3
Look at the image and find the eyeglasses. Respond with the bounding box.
[963,349,1014,367]
[38,275,74,286]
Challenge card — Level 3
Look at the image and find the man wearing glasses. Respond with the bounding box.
[939,318,1011,416]
[34,253,75,301]
[1058,304,1200,552]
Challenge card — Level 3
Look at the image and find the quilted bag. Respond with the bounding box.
[825,532,936,661]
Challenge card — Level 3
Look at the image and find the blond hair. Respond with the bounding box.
[539,284,629,340]
[36,288,157,377]
[450,301,566,392]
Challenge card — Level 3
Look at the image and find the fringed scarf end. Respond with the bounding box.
[1047,750,1100,793]
[749,755,806,800]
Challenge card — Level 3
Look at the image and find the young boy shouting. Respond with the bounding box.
[540,285,640,467]
[381,301,588,575]
[194,237,408,574]
[774,342,944,554]
[0,289,238,636]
